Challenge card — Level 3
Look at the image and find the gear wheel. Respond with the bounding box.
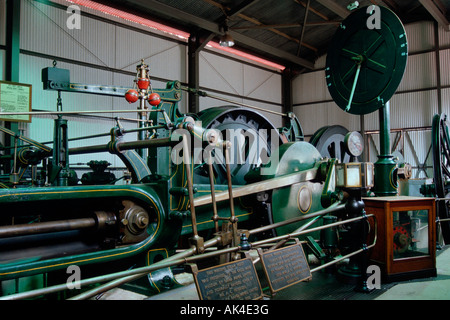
[194,106,283,185]
[393,225,411,254]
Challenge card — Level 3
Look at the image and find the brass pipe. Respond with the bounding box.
[251,213,376,248]
[224,144,239,251]
[182,133,198,237]
[249,202,345,235]
[68,235,222,300]
[224,145,236,221]
[207,149,219,233]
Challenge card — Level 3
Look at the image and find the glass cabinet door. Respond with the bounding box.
[393,209,429,260]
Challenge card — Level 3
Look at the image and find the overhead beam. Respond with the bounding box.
[223,0,260,18]
[207,0,318,52]
[314,0,349,19]
[295,0,330,21]
[419,0,450,31]
[205,0,318,55]
[297,0,311,56]
[237,13,318,53]
[125,0,315,69]
[230,21,341,30]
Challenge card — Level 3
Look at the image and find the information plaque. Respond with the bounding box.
[258,242,311,293]
[0,81,32,122]
[192,258,263,300]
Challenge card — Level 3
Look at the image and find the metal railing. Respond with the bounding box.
[0,203,376,300]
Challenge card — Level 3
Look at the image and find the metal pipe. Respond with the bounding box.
[10,125,166,149]
[182,133,198,237]
[61,205,344,300]
[311,215,377,273]
[68,137,174,155]
[0,218,96,238]
[1,211,376,300]
[224,145,236,221]
[73,213,375,301]
[224,144,239,251]
[0,109,161,116]
[249,202,345,235]
[251,214,374,247]
[68,235,222,300]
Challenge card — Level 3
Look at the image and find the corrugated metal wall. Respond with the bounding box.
[4,0,283,181]
[14,0,189,177]
[293,21,450,179]
[199,51,283,127]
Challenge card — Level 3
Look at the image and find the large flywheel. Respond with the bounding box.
[193,106,283,185]
[432,113,450,244]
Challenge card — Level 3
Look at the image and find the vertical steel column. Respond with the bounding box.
[188,31,214,114]
[282,67,294,128]
[4,0,21,173]
[434,22,442,115]
[360,114,367,162]
[374,101,398,196]
[5,0,20,82]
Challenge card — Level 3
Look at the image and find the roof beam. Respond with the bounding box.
[297,0,311,56]
[223,0,260,18]
[294,0,330,21]
[205,0,318,53]
[124,0,315,69]
[314,0,349,19]
[230,21,341,30]
[419,0,450,31]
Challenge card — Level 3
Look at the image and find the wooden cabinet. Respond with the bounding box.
[365,196,436,282]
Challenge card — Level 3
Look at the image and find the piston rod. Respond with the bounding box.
[0,218,96,238]
[0,212,117,238]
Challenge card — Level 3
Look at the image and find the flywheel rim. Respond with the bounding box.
[432,113,450,244]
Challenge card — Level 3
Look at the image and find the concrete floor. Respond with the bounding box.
[374,246,450,300]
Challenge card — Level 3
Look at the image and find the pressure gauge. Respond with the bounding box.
[344,131,364,157]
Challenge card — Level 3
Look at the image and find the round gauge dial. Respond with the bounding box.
[325,6,408,115]
[344,131,364,157]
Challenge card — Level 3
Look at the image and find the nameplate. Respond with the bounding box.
[192,258,263,300]
[258,243,311,293]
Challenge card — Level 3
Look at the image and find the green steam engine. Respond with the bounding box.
[0,6,448,300]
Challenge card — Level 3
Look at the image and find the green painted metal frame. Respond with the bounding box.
[0,183,176,281]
